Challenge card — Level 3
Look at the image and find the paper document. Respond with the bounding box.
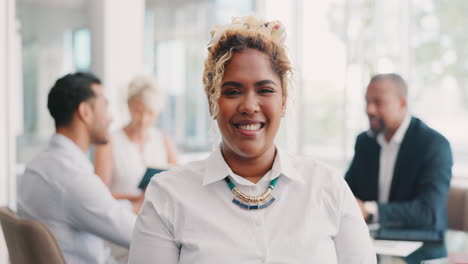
[373,239,423,257]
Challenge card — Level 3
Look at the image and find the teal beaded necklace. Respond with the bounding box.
[224,177,279,210]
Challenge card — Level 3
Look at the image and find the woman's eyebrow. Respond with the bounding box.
[221,80,277,88]
[221,81,242,88]
[255,80,277,87]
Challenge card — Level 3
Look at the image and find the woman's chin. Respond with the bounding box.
[225,141,274,160]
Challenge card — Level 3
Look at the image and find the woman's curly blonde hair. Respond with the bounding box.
[203,16,293,118]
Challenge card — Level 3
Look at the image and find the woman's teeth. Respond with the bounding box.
[238,124,261,130]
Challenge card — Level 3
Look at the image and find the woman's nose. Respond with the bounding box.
[238,91,260,114]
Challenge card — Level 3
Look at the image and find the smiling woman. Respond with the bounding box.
[216,49,285,183]
[128,16,376,264]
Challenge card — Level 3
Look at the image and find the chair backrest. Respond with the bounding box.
[0,207,66,264]
[447,186,468,232]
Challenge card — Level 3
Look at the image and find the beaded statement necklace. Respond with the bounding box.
[224,177,278,210]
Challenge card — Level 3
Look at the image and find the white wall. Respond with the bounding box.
[0,0,12,211]
[18,2,87,143]
[89,0,145,129]
[0,0,15,261]
[0,0,7,256]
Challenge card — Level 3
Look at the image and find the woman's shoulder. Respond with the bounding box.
[146,158,208,192]
[290,155,348,209]
[287,154,344,188]
[286,153,338,176]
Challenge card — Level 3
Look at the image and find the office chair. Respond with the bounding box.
[447,186,468,232]
[0,207,66,264]
[446,186,468,264]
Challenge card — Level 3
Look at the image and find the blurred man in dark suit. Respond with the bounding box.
[345,73,452,262]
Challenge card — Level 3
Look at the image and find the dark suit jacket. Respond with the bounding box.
[345,117,452,237]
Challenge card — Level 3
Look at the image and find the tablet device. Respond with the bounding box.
[138,167,167,190]
[372,228,443,243]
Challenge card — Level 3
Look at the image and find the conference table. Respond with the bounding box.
[370,227,447,264]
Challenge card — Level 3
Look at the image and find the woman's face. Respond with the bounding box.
[217,48,285,159]
[128,96,158,130]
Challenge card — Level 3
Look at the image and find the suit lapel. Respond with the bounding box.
[368,139,380,200]
[389,117,416,201]
[360,134,380,201]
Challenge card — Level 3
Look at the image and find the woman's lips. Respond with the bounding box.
[233,121,265,136]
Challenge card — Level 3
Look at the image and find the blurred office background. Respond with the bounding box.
[2,0,468,261]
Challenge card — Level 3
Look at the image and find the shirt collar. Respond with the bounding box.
[377,113,411,146]
[202,145,302,186]
[49,133,94,172]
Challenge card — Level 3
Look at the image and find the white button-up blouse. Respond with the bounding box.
[129,147,376,264]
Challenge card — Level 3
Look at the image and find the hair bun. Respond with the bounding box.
[208,16,286,47]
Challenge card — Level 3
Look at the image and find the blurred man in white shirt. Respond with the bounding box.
[18,72,139,264]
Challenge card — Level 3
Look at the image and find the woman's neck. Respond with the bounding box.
[221,145,276,184]
[123,124,148,144]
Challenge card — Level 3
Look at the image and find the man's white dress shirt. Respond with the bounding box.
[129,147,376,264]
[365,114,411,219]
[17,134,137,264]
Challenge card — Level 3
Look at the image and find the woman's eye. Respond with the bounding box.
[223,89,241,96]
[259,88,275,94]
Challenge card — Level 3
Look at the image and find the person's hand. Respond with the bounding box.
[113,192,144,202]
[355,198,369,221]
[134,191,145,202]
[112,192,145,214]
[131,198,144,214]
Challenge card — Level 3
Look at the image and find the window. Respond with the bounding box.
[16,0,90,164]
[15,0,466,178]
[299,0,468,176]
[144,0,255,153]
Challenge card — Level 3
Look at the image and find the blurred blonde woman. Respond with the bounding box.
[94,76,177,200]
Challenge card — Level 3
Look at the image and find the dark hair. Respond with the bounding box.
[47,72,101,128]
[370,73,408,97]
